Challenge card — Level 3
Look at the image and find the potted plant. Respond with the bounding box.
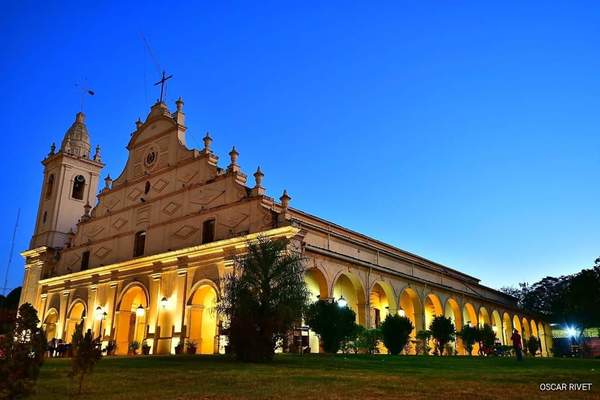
[129,340,140,355]
[186,340,197,355]
[142,340,151,355]
[104,340,116,356]
[174,340,184,355]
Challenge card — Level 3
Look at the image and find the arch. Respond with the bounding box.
[538,322,548,357]
[478,307,491,327]
[305,267,329,302]
[424,293,443,354]
[530,319,538,338]
[43,308,59,340]
[521,317,531,340]
[491,310,503,344]
[115,283,149,355]
[462,303,477,328]
[444,298,463,354]
[71,174,86,200]
[399,287,422,354]
[188,284,219,354]
[64,300,87,342]
[332,272,366,326]
[370,281,395,327]
[512,315,522,333]
[45,174,55,199]
[502,312,512,346]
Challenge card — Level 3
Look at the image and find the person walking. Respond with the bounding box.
[511,329,523,361]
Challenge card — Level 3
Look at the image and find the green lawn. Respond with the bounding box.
[33,354,599,400]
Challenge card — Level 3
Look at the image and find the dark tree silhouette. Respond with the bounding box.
[429,315,455,356]
[305,300,357,354]
[380,314,414,355]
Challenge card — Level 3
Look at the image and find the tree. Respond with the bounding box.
[69,322,102,395]
[458,325,478,356]
[478,324,497,356]
[526,337,539,356]
[379,314,414,355]
[0,303,46,399]
[218,236,310,362]
[306,299,357,354]
[429,316,455,356]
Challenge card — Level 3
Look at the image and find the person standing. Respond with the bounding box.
[511,329,523,361]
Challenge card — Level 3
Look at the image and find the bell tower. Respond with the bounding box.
[30,112,104,250]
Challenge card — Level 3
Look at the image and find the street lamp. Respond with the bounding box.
[337,296,347,308]
[566,326,577,338]
[136,304,145,317]
[95,306,107,339]
[160,296,168,309]
[398,309,406,317]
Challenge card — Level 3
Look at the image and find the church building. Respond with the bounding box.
[20,98,552,356]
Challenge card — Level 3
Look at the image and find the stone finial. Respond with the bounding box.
[136,118,143,129]
[228,146,240,172]
[203,132,213,153]
[49,142,56,156]
[254,166,264,188]
[82,202,92,222]
[280,189,291,209]
[93,145,101,162]
[76,112,85,124]
[104,174,112,190]
[176,97,184,112]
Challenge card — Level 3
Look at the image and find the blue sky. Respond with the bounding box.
[1,1,599,292]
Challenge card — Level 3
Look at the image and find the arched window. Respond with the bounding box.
[133,231,146,257]
[144,181,151,195]
[72,175,86,200]
[45,174,55,199]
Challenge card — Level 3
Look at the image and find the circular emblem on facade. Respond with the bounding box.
[144,148,158,168]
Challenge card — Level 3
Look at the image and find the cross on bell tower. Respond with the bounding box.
[154,70,173,103]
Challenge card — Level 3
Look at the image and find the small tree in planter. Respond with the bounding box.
[69,322,102,395]
[379,314,414,355]
[306,299,358,354]
[129,341,140,355]
[527,337,540,356]
[186,340,197,355]
[141,340,151,355]
[429,315,455,356]
[415,330,432,355]
[458,325,479,355]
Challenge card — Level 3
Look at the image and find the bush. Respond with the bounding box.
[0,303,46,399]
[355,327,381,354]
[69,322,102,395]
[306,300,358,353]
[429,316,455,356]
[458,325,478,355]
[478,324,497,356]
[415,330,432,355]
[380,314,414,355]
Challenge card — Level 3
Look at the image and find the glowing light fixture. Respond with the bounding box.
[136,304,145,317]
[566,326,577,338]
[160,296,168,309]
[398,309,406,317]
[492,326,498,332]
[94,306,105,321]
[337,296,347,308]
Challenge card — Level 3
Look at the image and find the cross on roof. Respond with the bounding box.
[154,70,173,103]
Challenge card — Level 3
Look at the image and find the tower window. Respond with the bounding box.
[133,231,146,257]
[45,174,54,199]
[144,181,151,194]
[202,219,215,244]
[81,251,90,271]
[42,211,47,224]
[72,175,86,200]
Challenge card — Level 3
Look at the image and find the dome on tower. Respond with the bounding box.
[61,112,91,158]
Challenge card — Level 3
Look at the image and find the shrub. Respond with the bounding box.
[0,303,46,399]
[380,314,414,355]
[218,237,309,362]
[69,322,102,395]
[415,330,432,355]
[306,300,358,353]
[429,316,455,356]
[527,337,540,356]
[129,341,140,355]
[478,324,497,356]
[355,327,381,354]
[458,325,479,355]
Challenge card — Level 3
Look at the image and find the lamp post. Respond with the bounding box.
[95,306,107,339]
[160,296,168,309]
[136,304,146,317]
[337,296,347,308]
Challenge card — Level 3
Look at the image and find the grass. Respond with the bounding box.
[33,354,599,400]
